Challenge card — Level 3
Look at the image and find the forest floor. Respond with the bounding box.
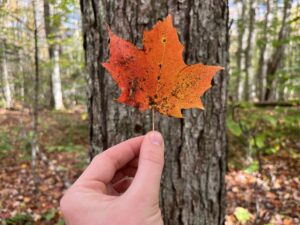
[0,107,299,225]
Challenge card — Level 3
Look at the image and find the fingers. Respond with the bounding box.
[76,136,144,185]
[111,166,137,183]
[127,131,164,203]
[113,177,133,193]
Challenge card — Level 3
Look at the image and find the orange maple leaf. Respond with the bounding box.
[102,14,223,118]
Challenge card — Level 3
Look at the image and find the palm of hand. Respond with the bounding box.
[60,134,164,225]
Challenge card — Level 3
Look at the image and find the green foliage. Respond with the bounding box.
[0,0,84,109]
[234,207,251,224]
[227,117,242,136]
[42,208,57,222]
[0,132,12,158]
[0,99,6,108]
[2,213,34,225]
[2,209,65,225]
[227,105,300,169]
[244,161,259,174]
[56,219,65,225]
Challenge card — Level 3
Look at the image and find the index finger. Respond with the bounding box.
[76,136,144,184]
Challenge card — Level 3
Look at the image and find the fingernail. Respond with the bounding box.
[150,131,163,146]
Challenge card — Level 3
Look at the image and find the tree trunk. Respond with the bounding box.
[17,48,25,103]
[80,1,228,224]
[43,0,65,110]
[264,0,292,101]
[255,0,270,102]
[243,0,255,101]
[1,41,12,109]
[51,43,64,109]
[235,0,246,101]
[32,0,40,185]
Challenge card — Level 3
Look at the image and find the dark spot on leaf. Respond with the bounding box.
[171,90,178,97]
[148,96,156,106]
[128,80,138,100]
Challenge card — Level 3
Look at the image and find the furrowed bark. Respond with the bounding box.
[80,1,228,224]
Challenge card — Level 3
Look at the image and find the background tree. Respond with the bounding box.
[31,0,40,184]
[1,40,12,108]
[234,0,247,101]
[255,0,270,102]
[0,0,85,109]
[43,0,64,110]
[230,0,299,103]
[264,0,292,101]
[243,0,255,101]
[80,1,228,224]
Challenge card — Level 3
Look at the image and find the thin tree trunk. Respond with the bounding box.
[264,0,292,101]
[80,1,228,224]
[1,41,12,109]
[31,0,40,185]
[17,9,25,103]
[243,0,255,101]
[235,0,246,101]
[256,0,270,102]
[43,0,64,110]
[18,49,25,103]
[51,43,64,109]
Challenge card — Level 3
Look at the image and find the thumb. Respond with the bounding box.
[127,131,164,202]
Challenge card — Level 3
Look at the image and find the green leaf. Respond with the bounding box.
[255,134,266,148]
[227,118,242,136]
[244,161,259,174]
[5,214,34,225]
[43,208,56,221]
[261,115,277,127]
[234,207,251,224]
[56,218,65,225]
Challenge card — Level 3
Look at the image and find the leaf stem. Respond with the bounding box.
[152,108,155,131]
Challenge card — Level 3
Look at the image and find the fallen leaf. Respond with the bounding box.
[23,197,30,203]
[283,218,293,225]
[234,207,252,224]
[102,14,223,117]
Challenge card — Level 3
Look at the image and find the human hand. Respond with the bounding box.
[60,131,165,225]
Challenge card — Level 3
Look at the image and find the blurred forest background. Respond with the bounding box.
[0,0,299,224]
